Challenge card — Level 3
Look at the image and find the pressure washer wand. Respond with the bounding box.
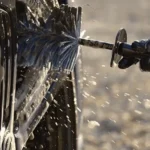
[78,38,114,50]
[78,28,150,68]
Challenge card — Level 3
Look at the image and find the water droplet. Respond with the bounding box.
[91,111,96,114]
[106,87,109,90]
[88,120,100,129]
[77,107,81,112]
[134,110,142,115]
[83,77,86,81]
[121,131,127,136]
[144,99,150,109]
[124,93,130,96]
[91,81,97,85]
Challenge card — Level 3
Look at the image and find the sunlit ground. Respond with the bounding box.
[71,0,150,150]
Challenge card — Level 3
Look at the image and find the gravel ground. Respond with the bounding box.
[71,0,150,150]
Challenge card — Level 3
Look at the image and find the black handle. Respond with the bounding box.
[118,43,150,58]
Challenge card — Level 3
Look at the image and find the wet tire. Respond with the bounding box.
[25,74,77,150]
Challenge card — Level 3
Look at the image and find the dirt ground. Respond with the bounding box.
[71,0,150,150]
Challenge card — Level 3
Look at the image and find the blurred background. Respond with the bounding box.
[71,0,150,150]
